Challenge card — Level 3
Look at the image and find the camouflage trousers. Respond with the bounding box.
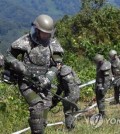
[18,79,52,134]
[95,88,108,113]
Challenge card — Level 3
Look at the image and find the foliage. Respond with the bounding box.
[0,0,120,53]
[0,83,29,133]
[55,4,120,60]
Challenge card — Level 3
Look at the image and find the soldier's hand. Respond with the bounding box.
[112,76,115,81]
[37,76,51,89]
[57,63,62,70]
[50,96,60,109]
[0,54,4,67]
[98,87,105,95]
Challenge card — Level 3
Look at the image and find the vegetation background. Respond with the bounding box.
[0,0,120,134]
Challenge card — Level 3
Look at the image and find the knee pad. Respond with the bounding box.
[29,103,47,134]
[60,65,80,102]
[60,65,81,85]
[60,65,72,76]
[60,65,81,84]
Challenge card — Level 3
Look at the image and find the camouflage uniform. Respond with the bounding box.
[4,24,80,133]
[109,50,120,104]
[94,54,112,116]
[53,65,81,129]
[0,53,4,67]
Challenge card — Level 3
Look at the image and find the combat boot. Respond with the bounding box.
[65,114,75,130]
[110,101,120,105]
[99,111,106,118]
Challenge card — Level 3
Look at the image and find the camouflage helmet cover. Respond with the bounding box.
[33,14,54,33]
[109,50,117,58]
[94,54,104,63]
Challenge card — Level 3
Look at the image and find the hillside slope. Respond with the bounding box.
[0,0,119,52]
[0,0,81,52]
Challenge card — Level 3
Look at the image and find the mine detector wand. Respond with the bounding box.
[51,79,96,89]
[12,95,117,134]
[79,79,96,88]
[11,79,96,134]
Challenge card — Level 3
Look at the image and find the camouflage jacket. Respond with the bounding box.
[4,34,64,80]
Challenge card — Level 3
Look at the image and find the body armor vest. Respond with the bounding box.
[96,60,111,87]
[11,34,64,76]
[111,57,120,76]
[23,44,51,76]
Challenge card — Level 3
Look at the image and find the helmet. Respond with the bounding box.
[109,50,117,58]
[94,54,104,63]
[33,14,54,33]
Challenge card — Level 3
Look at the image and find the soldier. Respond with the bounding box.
[0,53,4,81]
[109,50,120,104]
[94,54,112,117]
[4,14,81,134]
[0,53,4,67]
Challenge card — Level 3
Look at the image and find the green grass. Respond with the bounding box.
[1,49,120,132]
[1,99,120,134]
[0,81,120,134]
[45,101,120,134]
[15,99,120,134]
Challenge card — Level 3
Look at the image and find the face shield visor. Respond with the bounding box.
[30,25,54,46]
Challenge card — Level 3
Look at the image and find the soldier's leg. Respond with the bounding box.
[18,81,51,134]
[114,86,119,104]
[59,65,81,129]
[96,89,106,117]
[28,103,48,134]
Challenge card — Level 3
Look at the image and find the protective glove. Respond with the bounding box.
[33,75,51,89]
[2,70,18,84]
[50,96,61,109]
[98,87,105,95]
[12,60,26,74]
[2,70,11,83]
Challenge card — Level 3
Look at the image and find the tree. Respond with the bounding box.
[81,0,106,10]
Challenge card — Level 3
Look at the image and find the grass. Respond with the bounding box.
[0,82,120,134]
[45,101,120,134]
[19,98,120,134]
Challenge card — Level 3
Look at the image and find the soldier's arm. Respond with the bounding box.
[50,38,64,65]
[46,38,64,82]
[4,47,24,69]
[103,69,112,83]
[101,61,112,81]
[52,52,63,66]
[4,34,30,69]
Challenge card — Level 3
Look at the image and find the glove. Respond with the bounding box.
[98,87,105,95]
[12,60,26,74]
[2,70,18,84]
[35,76,51,89]
[50,96,61,109]
[2,70,11,83]
[112,77,115,81]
